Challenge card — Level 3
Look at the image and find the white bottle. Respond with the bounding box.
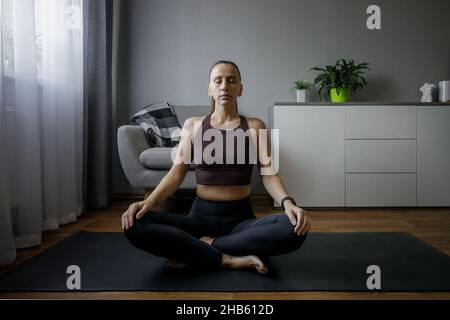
[439,80,450,102]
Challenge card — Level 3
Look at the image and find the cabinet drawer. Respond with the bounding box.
[346,140,416,173]
[346,173,416,206]
[346,106,416,139]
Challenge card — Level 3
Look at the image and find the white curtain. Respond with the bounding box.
[0,0,83,265]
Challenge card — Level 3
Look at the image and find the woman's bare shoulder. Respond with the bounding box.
[182,116,206,129]
[182,116,207,139]
[245,117,267,130]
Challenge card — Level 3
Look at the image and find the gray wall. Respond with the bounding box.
[113,0,450,195]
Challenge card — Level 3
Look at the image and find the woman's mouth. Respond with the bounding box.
[220,95,231,99]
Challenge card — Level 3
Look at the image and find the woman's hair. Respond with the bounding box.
[209,60,241,113]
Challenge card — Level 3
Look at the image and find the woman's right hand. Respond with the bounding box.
[121,200,153,231]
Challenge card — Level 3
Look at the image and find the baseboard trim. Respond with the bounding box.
[112,192,271,201]
[112,193,144,200]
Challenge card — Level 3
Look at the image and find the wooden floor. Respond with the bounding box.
[1,195,450,300]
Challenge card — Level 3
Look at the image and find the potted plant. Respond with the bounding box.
[311,59,370,102]
[290,80,312,103]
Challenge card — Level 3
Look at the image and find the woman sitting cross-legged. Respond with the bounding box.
[122,60,311,274]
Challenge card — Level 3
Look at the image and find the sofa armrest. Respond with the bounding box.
[117,125,152,189]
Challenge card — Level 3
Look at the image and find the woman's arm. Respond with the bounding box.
[122,118,195,230]
[249,117,311,236]
[144,163,190,208]
[261,174,290,209]
[145,117,196,207]
[261,174,310,236]
[249,117,291,204]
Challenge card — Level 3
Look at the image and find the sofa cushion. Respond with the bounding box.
[139,147,195,170]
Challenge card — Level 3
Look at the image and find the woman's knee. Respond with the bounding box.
[123,219,142,246]
[123,211,160,239]
[123,218,157,249]
[124,214,176,246]
[276,214,308,248]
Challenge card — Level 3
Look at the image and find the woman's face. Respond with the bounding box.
[208,63,243,107]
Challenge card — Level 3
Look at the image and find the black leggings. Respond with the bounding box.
[124,196,308,268]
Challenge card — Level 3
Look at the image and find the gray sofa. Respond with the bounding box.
[117,105,263,195]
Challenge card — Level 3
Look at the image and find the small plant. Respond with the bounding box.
[290,80,312,92]
[311,59,370,101]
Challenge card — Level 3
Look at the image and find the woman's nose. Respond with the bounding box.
[220,81,229,90]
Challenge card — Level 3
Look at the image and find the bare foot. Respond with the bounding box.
[200,236,214,246]
[221,254,268,274]
[165,259,191,269]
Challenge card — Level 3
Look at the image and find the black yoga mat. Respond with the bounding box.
[0,231,449,292]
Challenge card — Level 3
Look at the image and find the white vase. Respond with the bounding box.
[440,80,450,102]
[296,89,306,103]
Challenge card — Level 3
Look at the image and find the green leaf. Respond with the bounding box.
[310,58,370,97]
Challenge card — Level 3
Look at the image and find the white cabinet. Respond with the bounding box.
[345,106,417,207]
[271,106,345,207]
[417,107,450,206]
[272,104,450,207]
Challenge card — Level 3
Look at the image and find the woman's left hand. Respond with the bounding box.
[284,203,311,236]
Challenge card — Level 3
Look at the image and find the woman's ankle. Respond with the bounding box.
[200,236,215,246]
[221,253,232,268]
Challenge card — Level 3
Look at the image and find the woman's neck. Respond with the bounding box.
[212,104,239,123]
